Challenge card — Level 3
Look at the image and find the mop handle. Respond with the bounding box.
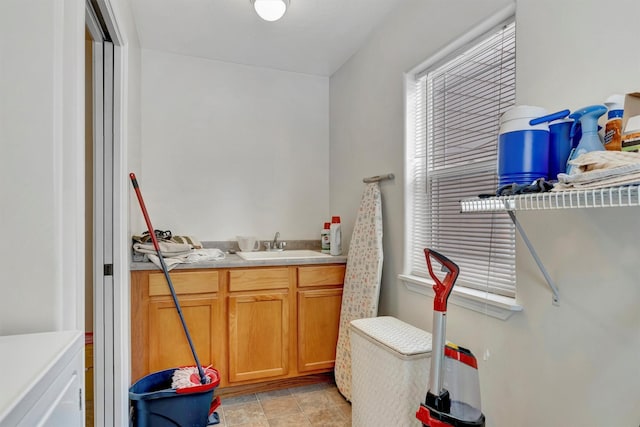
[129,173,207,384]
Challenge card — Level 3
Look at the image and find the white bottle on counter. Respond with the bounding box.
[321,222,331,254]
[329,216,342,256]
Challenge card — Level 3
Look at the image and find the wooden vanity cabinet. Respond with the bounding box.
[296,265,345,372]
[131,263,345,391]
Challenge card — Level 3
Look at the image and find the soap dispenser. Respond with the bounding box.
[565,105,607,175]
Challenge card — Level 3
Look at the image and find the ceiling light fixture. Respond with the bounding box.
[250,0,290,22]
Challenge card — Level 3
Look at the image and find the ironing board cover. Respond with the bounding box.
[334,182,383,401]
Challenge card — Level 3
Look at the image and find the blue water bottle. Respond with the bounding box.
[548,119,573,180]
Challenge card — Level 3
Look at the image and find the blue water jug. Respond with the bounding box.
[548,119,573,180]
[497,106,550,186]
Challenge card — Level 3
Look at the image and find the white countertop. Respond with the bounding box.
[131,252,347,271]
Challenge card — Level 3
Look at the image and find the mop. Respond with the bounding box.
[334,181,384,401]
[129,173,215,389]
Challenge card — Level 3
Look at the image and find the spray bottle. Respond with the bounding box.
[565,105,607,175]
[603,94,625,151]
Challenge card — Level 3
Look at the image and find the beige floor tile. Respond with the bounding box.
[289,382,332,395]
[213,408,226,426]
[223,401,266,426]
[213,382,348,426]
[295,389,335,412]
[304,407,350,426]
[267,412,312,426]
[334,399,352,420]
[223,393,259,406]
[260,395,301,419]
[257,388,292,401]
[322,387,349,405]
[232,419,270,427]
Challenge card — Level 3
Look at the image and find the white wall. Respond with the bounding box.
[330,0,640,426]
[138,49,330,242]
[107,0,142,235]
[0,0,84,334]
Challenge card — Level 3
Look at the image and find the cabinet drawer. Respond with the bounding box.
[298,265,345,287]
[229,268,290,292]
[149,271,219,296]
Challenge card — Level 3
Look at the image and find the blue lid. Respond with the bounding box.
[607,109,624,119]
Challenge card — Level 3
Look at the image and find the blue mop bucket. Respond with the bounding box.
[129,368,221,427]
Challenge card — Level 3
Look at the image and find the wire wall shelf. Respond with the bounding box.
[460,185,640,306]
[460,185,640,213]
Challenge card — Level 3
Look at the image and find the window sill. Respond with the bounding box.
[398,274,523,321]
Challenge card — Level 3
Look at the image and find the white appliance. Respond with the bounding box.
[0,331,84,426]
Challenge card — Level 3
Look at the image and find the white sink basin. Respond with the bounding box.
[236,250,332,261]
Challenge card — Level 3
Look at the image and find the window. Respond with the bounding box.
[405,15,518,305]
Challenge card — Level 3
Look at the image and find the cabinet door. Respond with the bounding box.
[148,295,222,374]
[228,292,289,382]
[297,288,343,372]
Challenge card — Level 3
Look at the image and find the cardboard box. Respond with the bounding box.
[622,92,640,132]
[621,92,640,152]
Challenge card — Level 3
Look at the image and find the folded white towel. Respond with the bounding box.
[133,241,193,257]
[184,248,226,263]
[146,254,184,271]
[565,151,640,172]
[554,151,640,190]
[146,248,226,271]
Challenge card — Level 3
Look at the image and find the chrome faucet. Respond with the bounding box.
[265,232,286,251]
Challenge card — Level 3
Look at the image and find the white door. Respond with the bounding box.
[86,2,123,425]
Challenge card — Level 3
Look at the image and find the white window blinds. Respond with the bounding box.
[409,19,517,297]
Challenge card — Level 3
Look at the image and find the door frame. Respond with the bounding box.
[85,1,130,425]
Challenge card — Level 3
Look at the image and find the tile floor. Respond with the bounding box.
[215,382,351,427]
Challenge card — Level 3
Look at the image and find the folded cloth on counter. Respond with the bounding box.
[183,248,226,263]
[554,151,640,190]
[146,248,226,271]
[133,241,194,257]
[132,232,203,249]
[170,235,203,249]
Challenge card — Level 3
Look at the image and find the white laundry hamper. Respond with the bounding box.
[350,316,432,427]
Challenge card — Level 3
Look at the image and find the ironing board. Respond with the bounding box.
[334,182,384,401]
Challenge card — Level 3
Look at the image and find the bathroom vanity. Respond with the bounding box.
[130,254,346,393]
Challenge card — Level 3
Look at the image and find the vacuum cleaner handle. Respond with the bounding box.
[424,248,459,312]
